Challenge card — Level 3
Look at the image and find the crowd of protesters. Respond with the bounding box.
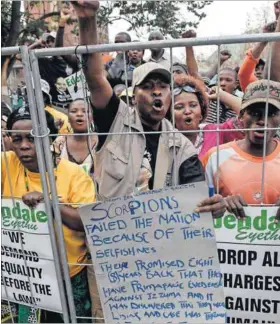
[1,0,280,323]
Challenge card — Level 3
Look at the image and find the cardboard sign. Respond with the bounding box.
[79,182,226,323]
[65,71,89,100]
[214,207,280,323]
[1,199,63,313]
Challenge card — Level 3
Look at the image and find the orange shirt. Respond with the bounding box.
[202,140,280,204]
[238,49,258,92]
[102,53,113,64]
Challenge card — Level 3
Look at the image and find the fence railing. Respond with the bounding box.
[1,32,280,323]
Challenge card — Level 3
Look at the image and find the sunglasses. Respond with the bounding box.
[275,1,279,9]
[173,85,197,96]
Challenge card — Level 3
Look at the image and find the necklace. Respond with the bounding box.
[24,168,30,192]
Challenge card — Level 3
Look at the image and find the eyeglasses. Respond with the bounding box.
[173,85,197,96]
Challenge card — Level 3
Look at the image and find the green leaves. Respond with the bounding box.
[97,0,213,39]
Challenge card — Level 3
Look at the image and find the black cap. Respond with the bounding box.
[6,105,58,140]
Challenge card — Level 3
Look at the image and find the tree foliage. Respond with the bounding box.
[1,0,212,79]
[2,0,213,47]
[98,1,213,38]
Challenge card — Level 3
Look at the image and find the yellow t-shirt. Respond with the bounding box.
[1,151,96,277]
[45,105,72,134]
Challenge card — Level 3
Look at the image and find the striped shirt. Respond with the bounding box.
[205,99,237,124]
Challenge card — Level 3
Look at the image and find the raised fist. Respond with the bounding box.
[182,30,197,39]
[70,1,100,17]
[207,86,224,101]
[263,21,277,33]
[60,5,72,24]
[220,50,231,63]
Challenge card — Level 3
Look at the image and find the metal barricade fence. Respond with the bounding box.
[1,32,280,323]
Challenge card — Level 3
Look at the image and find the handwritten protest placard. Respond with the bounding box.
[1,199,63,313]
[79,182,226,323]
[214,207,280,323]
[65,71,89,100]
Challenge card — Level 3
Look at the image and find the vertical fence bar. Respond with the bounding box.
[169,47,178,186]
[215,46,221,194]
[1,133,16,324]
[80,62,95,177]
[260,42,273,204]
[29,50,77,323]
[122,50,137,196]
[2,46,43,324]
[20,46,71,322]
[122,50,131,113]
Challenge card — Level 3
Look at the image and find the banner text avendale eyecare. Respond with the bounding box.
[214,209,279,243]
[2,201,48,231]
[1,199,62,313]
[215,207,280,324]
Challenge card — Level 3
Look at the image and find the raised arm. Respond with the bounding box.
[71,1,112,108]
[208,86,241,114]
[239,22,278,91]
[238,48,260,92]
[201,50,232,80]
[265,16,280,82]
[55,6,79,70]
[28,38,46,50]
[181,30,199,79]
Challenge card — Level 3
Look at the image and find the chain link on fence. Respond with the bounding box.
[1,32,280,323]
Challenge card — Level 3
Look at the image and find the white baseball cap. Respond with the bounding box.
[132,62,171,92]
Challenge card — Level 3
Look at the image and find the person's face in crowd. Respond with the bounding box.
[174,92,202,133]
[148,31,164,53]
[128,49,144,66]
[134,73,171,129]
[68,100,93,133]
[46,36,55,48]
[115,33,130,55]
[55,78,67,92]
[219,70,237,94]
[241,103,280,148]
[1,119,13,152]
[236,77,241,91]
[254,64,265,80]
[173,66,188,85]
[10,120,38,172]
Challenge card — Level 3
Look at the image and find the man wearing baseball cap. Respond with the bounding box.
[71,0,226,218]
[203,79,280,222]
